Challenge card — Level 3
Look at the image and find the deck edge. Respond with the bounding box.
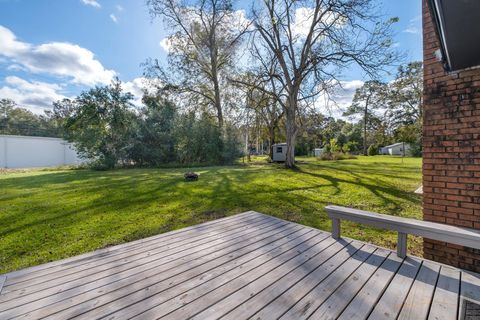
[1,211,258,278]
[0,275,6,295]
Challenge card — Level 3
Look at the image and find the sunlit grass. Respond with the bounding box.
[0,155,422,273]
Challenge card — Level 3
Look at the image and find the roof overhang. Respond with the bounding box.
[428,0,480,71]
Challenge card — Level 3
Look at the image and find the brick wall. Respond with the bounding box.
[423,0,480,272]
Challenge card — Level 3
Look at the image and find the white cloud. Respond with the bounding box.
[116,5,124,11]
[314,80,364,117]
[404,26,420,34]
[0,76,68,113]
[123,77,166,107]
[291,7,343,39]
[6,64,27,72]
[110,13,118,23]
[123,78,146,107]
[291,7,315,38]
[0,25,115,86]
[404,15,421,34]
[159,38,172,53]
[81,0,101,8]
[159,9,250,54]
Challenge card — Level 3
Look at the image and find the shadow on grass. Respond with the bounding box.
[0,159,422,272]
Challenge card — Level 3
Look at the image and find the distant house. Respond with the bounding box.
[272,143,287,162]
[380,142,410,156]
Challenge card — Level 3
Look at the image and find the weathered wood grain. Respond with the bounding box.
[0,212,477,320]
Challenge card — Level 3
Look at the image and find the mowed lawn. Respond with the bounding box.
[0,156,422,273]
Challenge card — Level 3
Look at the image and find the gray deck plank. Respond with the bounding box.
[337,253,404,320]
[1,213,272,295]
[241,242,369,320]
[368,257,422,319]
[156,236,342,320]
[398,260,441,320]
[308,249,390,320]
[5,213,268,290]
[0,216,280,309]
[120,233,329,320]
[278,244,375,320]
[188,239,353,320]
[428,266,460,320]
[0,212,478,320]
[0,218,288,318]
[0,276,5,295]
[120,233,330,320]
[217,241,366,319]
[459,270,480,320]
[3,211,258,283]
[36,224,314,320]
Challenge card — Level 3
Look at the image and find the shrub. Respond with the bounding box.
[367,144,379,156]
[329,138,341,153]
[318,152,357,161]
[342,141,358,153]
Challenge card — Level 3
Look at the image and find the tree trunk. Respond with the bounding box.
[363,103,368,156]
[213,78,223,130]
[269,127,275,160]
[285,101,296,168]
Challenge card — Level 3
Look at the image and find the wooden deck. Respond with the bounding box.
[1,211,479,319]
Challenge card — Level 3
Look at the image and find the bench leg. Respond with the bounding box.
[397,232,407,258]
[332,218,341,239]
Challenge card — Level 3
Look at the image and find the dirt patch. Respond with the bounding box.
[200,209,228,221]
[285,211,302,223]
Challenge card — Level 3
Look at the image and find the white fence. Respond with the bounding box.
[0,135,83,168]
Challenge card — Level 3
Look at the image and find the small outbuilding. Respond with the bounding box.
[380,142,410,156]
[313,148,325,157]
[272,143,287,162]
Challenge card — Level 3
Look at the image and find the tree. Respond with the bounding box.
[251,0,399,167]
[238,72,285,160]
[63,79,136,169]
[388,61,423,126]
[129,94,178,165]
[45,98,78,138]
[146,0,250,130]
[0,99,61,137]
[343,80,388,155]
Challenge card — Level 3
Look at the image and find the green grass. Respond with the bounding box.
[0,155,422,273]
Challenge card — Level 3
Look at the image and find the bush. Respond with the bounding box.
[367,144,379,156]
[329,138,341,153]
[175,112,241,165]
[318,152,357,161]
[342,141,358,153]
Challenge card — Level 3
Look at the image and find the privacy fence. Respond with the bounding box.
[0,135,82,168]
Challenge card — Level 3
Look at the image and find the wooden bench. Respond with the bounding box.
[325,205,480,258]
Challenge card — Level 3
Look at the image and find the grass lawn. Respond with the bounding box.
[0,156,422,273]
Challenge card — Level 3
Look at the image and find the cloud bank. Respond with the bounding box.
[0,25,116,86]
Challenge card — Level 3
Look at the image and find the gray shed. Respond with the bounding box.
[380,142,411,156]
[272,143,287,162]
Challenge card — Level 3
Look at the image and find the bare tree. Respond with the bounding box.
[246,84,285,160]
[146,0,250,130]
[251,0,399,167]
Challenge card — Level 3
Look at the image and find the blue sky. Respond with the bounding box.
[0,0,422,113]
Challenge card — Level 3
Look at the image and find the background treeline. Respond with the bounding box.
[0,61,422,169]
[1,0,424,168]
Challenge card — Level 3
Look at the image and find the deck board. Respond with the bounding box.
[0,215,282,312]
[0,212,477,320]
[428,266,460,320]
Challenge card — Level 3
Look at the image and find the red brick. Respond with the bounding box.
[422,0,480,272]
